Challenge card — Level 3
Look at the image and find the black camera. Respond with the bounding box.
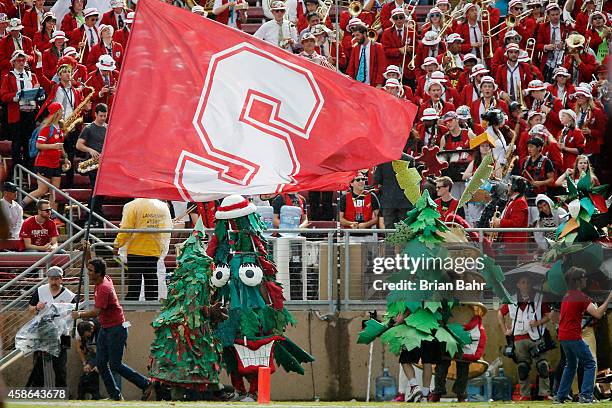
[480,109,505,127]
[503,336,516,360]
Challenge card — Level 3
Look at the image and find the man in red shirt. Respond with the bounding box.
[72,256,154,401]
[19,199,59,252]
[555,267,612,403]
[497,274,552,400]
[434,176,464,221]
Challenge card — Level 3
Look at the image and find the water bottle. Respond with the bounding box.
[375,368,397,401]
[485,370,493,402]
[492,367,512,401]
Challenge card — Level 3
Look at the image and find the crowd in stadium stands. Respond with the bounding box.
[0,0,609,252]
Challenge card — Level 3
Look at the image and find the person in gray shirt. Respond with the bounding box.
[76,103,108,227]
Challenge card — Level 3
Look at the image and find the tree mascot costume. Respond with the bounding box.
[207,195,315,401]
[149,221,226,394]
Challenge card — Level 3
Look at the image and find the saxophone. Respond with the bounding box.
[77,157,99,174]
[61,86,95,134]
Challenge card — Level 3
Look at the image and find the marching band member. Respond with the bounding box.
[547,67,574,107]
[420,7,444,39]
[456,104,484,136]
[496,0,530,48]
[557,108,585,171]
[415,57,441,97]
[113,11,133,51]
[521,136,556,199]
[100,0,132,32]
[470,76,509,125]
[574,0,595,33]
[570,85,606,162]
[87,54,119,113]
[482,0,500,28]
[192,5,209,17]
[22,0,46,40]
[297,0,332,33]
[0,13,9,38]
[416,107,447,149]
[591,62,609,108]
[298,11,321,39]
[61,0,86,33]
[495,43,531,105]
[339,2,375,57]
[456,3,483,58]
[517,110,545,161]
[382,77,404,98]
[455,53,478,90]
[526,79,563,137]
[0,50,43,172]
[585,11,611,64]
[432,70,460,105]
[536,2,568,82]
[0,19,35,77]
[213,0,248,29]
[86,24,123,72]
[417,77,455,120]
[347,22,386,87]
[380,0,410,31]
[439,33,464,72]
[69,8,100,65]
[254,1,298,52]
[414,31,446,77]
[517,50,544,82]
[524,0,544,37]
[381,8,415,85]
[490,175,529,244]
[562,34,598,85]
[31,12,56,52]
[490,30,522,73]
[312,24,345,69]
[298,32,335,69]
[42,31,68,79]
[507,101,528,138]
[383,65,414,102]
[59,49,88,85]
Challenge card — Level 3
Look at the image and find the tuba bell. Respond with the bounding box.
[347,1,362,17]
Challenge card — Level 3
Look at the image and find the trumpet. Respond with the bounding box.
[488,9,531,37]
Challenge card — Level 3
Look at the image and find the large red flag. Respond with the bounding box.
[94,0,417,201]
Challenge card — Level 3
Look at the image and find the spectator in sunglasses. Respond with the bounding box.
[339,172,380,230]
[19,199,59,252]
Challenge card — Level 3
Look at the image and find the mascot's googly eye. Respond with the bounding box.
[211,264,231,287]
[238,264,263,287]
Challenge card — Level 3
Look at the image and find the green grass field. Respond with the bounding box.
[5,401,612,408]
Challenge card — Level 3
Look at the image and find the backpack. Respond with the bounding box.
[29,125,57,158]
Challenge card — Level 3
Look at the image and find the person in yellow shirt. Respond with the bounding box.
[114,198,172,301]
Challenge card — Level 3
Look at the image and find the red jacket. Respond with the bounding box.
[414,42,446,78]
[314,42,346,70]
[214,0,245,28]
[61,12,81,33]
[413,123,448,151]
[33,31,53,53]
[87,69,120,111]
[0,34,34,75]
[347,41,386,87]
[562,52,598,84]
[528,95,563,137]
[69,25,97,64]
[494,20,529,49]
[576,106,607,155]
[454,21,490,55]
[100,8,133,32]
[42,47,63,79]
[499,195,529,243]
[297,15,332,33]
[86,41,124,72]
[113,27,131,51]
[0,70,40,123]
[489,47,507,73]
[380,25,416,80]
[379,1,408,31]
[558,127,585,170]
[458,83,479,106]
[547,83,575,107]
[535,22,570,70]
[36,69,85,119]
[469,98,509,124]
[22,7,45,40]
[494,62,531,97]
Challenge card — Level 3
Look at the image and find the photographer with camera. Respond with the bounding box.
[497,274,553,401]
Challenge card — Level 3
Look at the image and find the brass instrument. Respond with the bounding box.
[501,124,518,178]
[435,14,455,40]
[367,11,381,41]
[347,0,362,17]
[525,38,536,62]
[400,17,417,79]
[203,0,215,13]
[489,206,501,241]
[481,9,493,59]
[488,9,531,37]
[77,30,87,64]
[517,80,527,111]
[77,157,99,174]
[233,0,249,10]
[316,0,334,22]
[61,86,95,134]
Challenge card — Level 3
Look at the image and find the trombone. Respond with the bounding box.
[525,38,537,62]
[400,18,418,76]
[488,9,532,37]
[481,9,493,59]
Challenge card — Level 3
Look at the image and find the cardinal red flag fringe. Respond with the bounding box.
[94,0,417,201]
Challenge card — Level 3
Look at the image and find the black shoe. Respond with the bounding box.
[142,382,155,401]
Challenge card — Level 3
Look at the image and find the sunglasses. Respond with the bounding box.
[593,16,603,20]
[512,7,523,11]
[40,208,52,213]
[392,15,405,20]
[435,185,447,189]
[272,9,285,12]
[354,178,367,182]
[430,13,442,17]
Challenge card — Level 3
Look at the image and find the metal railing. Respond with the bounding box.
[14,164,117,234]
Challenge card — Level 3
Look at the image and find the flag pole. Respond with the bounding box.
[71,196,95,337]
[335,0,339,71]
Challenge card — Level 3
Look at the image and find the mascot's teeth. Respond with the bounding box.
[235,341,275,368]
